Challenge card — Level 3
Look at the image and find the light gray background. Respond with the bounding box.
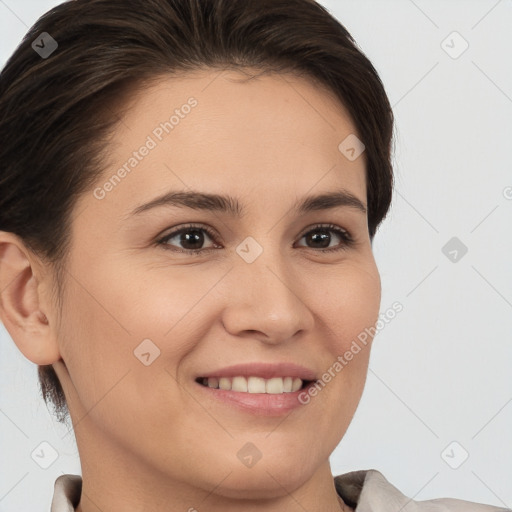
[1,0,511,510]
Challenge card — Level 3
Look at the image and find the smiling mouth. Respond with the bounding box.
[195,376,314,393]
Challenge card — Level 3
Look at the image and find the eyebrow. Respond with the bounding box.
[127,188,367,218]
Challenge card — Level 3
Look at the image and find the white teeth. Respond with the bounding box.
[201,376,307,393]
[266,377,283,394]
[291,377,302,392]
[207,377,218,388]
[248,376,266,393]
[232,376,248,392]
[219,377,231,390]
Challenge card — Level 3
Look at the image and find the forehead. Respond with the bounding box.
[76,68,367,223]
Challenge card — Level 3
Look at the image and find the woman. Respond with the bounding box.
[0,0,506,511]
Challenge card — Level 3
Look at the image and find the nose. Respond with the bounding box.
[220,248,314,346]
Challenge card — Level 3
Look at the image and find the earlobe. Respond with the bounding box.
[0,232,61,365]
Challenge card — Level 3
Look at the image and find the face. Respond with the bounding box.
[51,69,381,501]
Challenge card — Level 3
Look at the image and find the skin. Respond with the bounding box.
[0,68,381,512]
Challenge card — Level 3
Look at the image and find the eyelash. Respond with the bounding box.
[156,223,354,256]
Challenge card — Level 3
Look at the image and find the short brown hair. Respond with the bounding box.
[0,0,394,424]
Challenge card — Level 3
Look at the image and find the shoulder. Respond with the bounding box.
[334,469,510,511]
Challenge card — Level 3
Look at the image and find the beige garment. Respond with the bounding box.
[50,469,510,511]
[334,470,510,512]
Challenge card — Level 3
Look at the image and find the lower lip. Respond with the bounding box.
[195,380,316,416]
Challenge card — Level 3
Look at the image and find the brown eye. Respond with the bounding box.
[296,224,353,252]
[157,224,219,254]
[156,222,354,256]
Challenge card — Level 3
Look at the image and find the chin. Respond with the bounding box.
[204,467,314,501]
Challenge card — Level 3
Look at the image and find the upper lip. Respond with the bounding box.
[196,362,318,381]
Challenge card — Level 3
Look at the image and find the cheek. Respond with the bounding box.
[309,258,381,349]
[305,258,380,409]
[57,273,190,454]
[57,260,218,413]
[58,282,137,410]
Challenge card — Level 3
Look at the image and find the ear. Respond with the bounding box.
[0,231,61,365]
